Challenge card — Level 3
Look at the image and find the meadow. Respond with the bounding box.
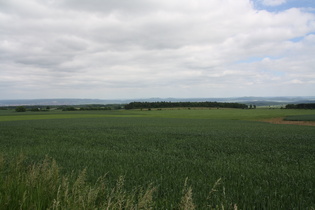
[0,108,315,209]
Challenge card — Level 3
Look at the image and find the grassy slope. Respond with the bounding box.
[0,109,315,209]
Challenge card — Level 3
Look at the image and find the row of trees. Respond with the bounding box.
[15,106,50,112]
[286,103,315,109]
[124,101,248,109]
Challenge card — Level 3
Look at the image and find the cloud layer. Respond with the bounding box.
[1,0,315,99]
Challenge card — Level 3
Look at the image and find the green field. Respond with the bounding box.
[284,114,315,122]
[1,109,315,209]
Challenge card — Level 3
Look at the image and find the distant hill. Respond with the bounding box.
[0,99,126,106]
[0,97,314,107]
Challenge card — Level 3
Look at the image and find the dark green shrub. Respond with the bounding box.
[15,106,26,112]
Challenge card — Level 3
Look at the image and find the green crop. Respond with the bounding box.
[0,109,315,209]
[284,114,315,121]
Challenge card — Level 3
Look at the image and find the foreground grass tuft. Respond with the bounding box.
[179,178,195,210]
[0,155,157,210]
[0,155,230,210]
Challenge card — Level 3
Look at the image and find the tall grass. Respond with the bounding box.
[0,154,157,210]
[0,155,230,209]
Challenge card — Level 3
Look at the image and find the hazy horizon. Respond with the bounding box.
[1,0,314,100]
[2,95,315,101]
[1,95,315,101]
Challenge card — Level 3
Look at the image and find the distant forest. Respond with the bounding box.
[285,103,315,109]
[124,101,248,109]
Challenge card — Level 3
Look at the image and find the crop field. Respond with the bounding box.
[0,108,315,209]
[284,114,315,122]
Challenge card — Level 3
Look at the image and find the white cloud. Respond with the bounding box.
[0,0,314,99]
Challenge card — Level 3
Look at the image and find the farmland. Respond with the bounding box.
[0,108,315,209]
[284,114,315,122]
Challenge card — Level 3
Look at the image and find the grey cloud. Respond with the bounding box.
[55,0,159,15]
[0,0,315,99]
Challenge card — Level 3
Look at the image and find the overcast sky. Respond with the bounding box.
[1,0,314,99]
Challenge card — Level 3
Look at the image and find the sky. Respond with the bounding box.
[0,0,314,99]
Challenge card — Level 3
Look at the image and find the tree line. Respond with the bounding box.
[286,103,315,109]
[124,101,248,109]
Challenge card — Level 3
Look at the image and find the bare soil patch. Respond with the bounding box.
[261,117,315,126]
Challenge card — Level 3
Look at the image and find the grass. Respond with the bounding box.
[0,108,315,209]
[0,109,144,122]
[0,155,230,210]
[2,108,315,122]
[0,154,157,210]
